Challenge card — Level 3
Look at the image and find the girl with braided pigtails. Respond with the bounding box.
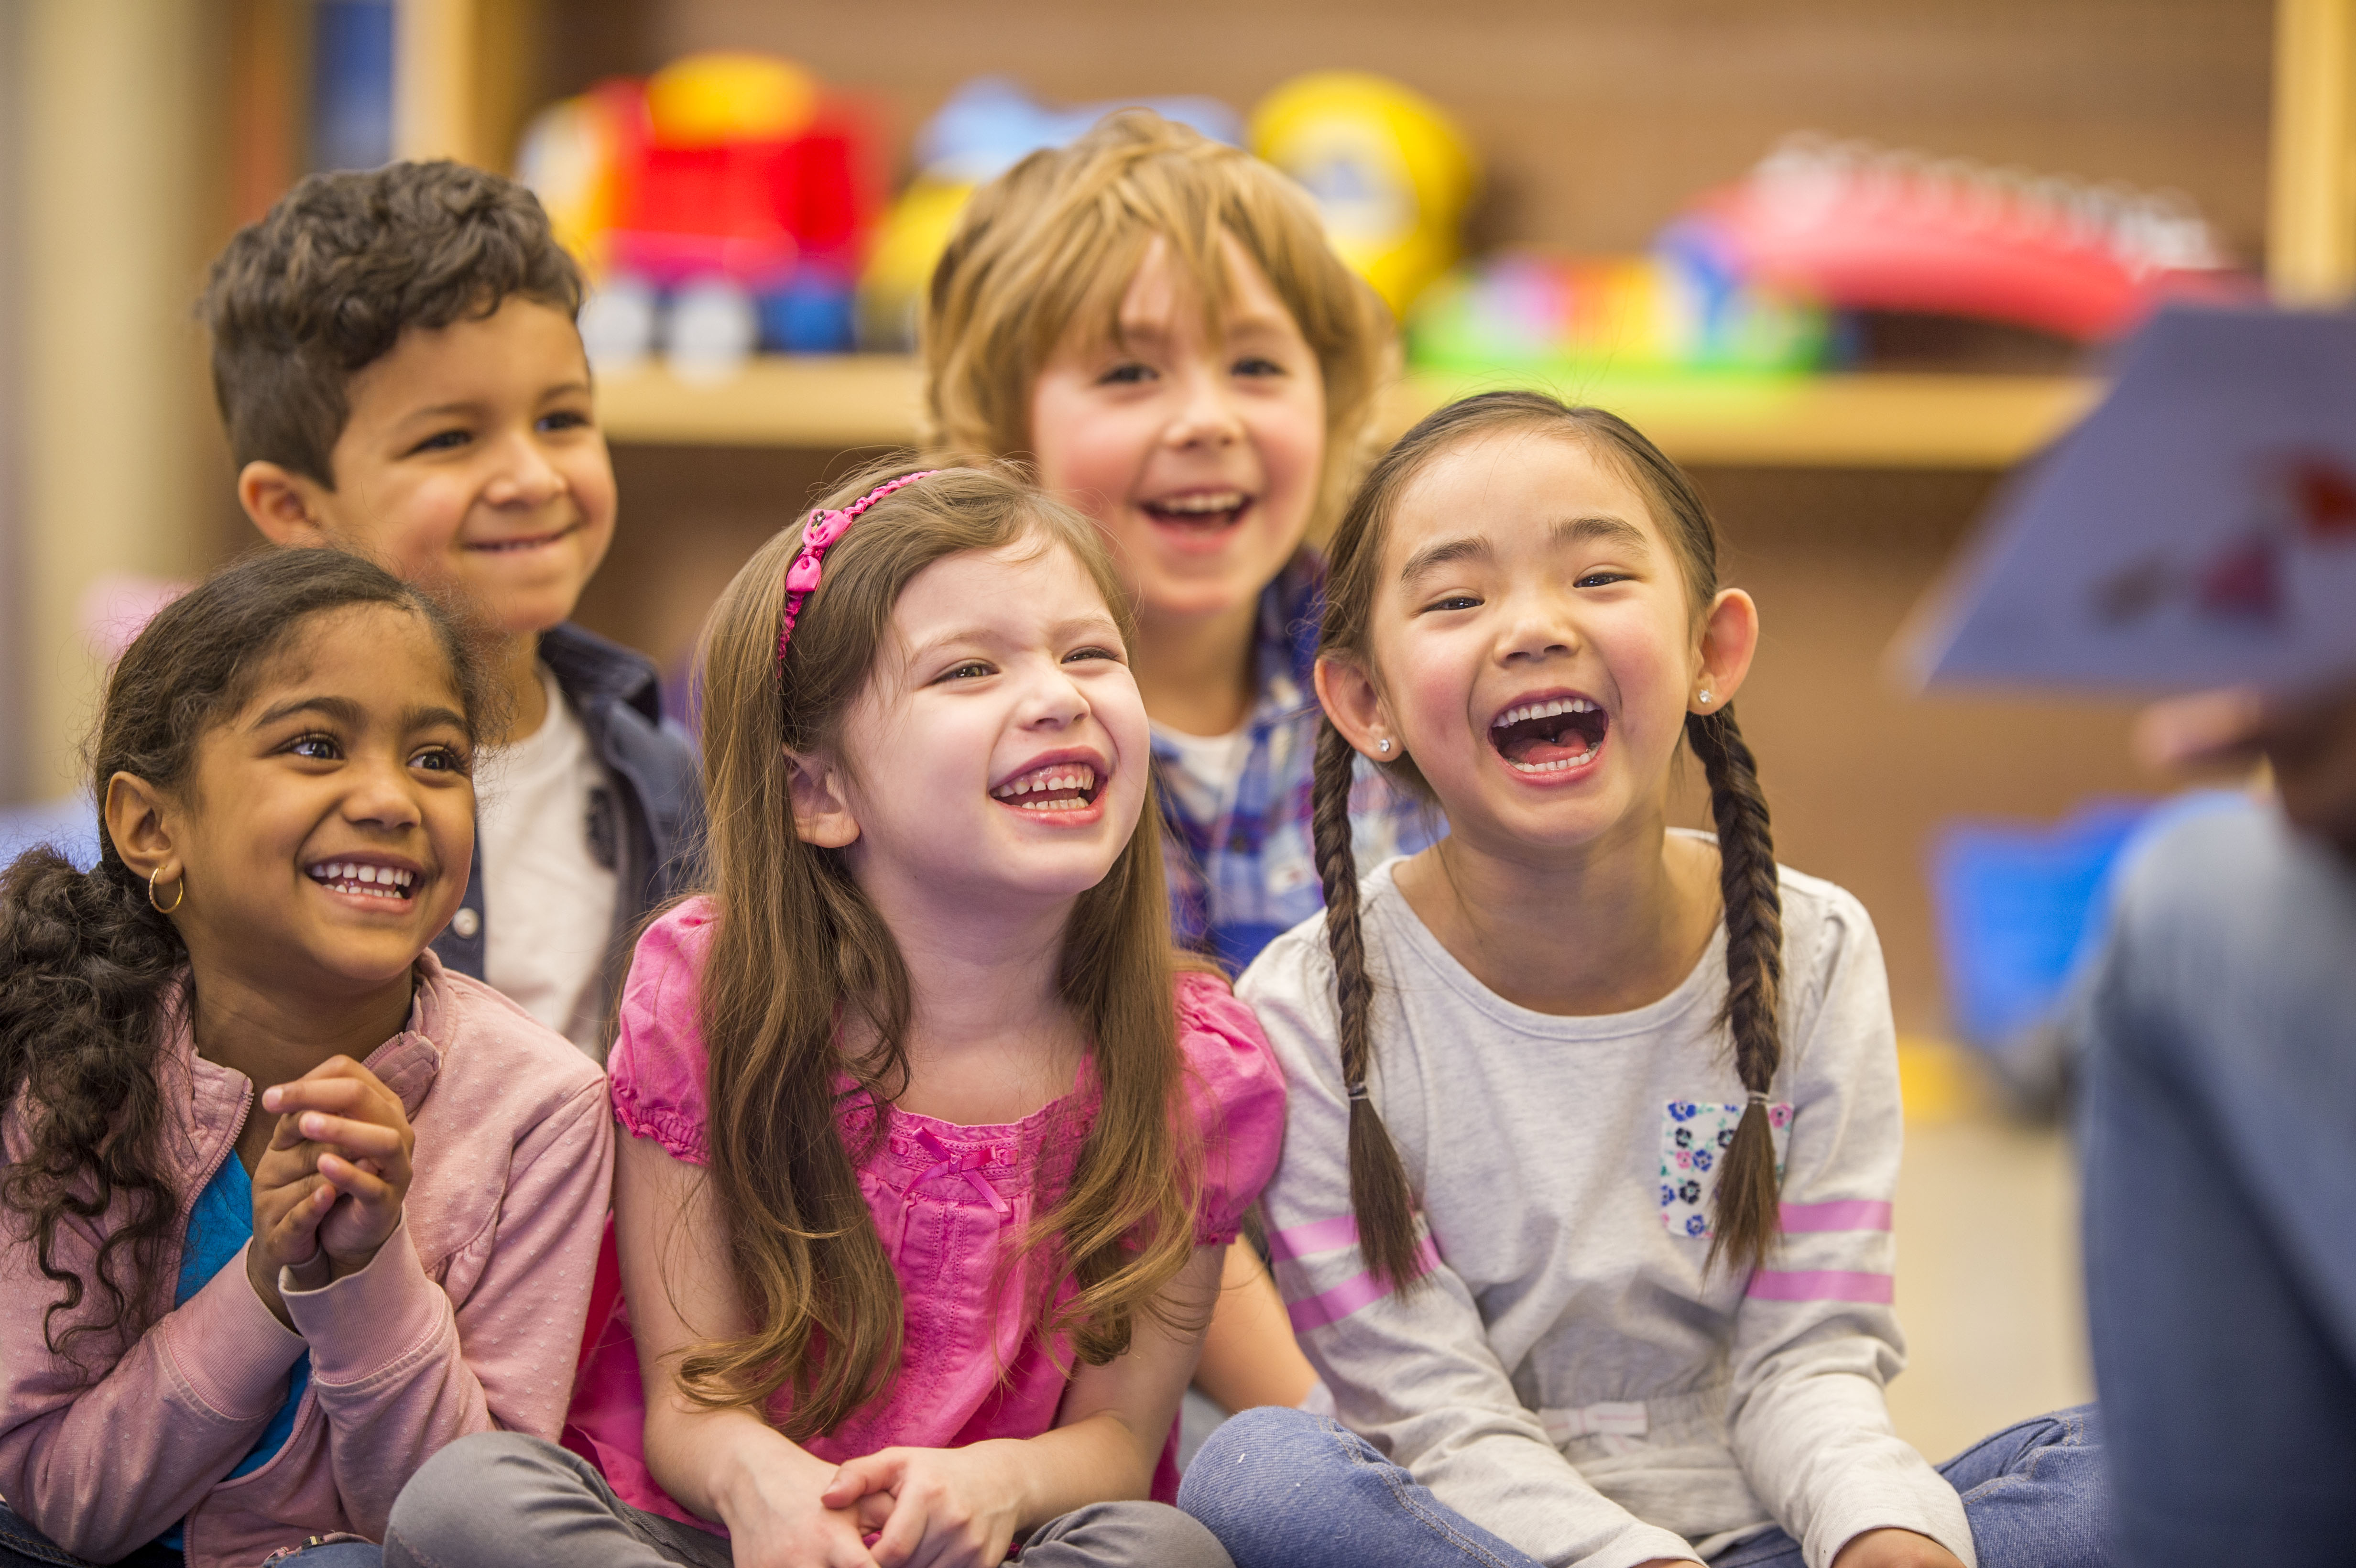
[1176,393,2109,1568]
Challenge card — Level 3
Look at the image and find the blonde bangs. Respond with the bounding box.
[922,109,1395,539]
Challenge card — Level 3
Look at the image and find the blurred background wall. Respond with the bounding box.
[0,0,2317,1038]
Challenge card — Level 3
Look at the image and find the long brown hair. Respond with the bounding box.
[682,459,1204,1438]
[1312,391,1786,1286]
[0,549,490,1365]
[920,109,1395,538]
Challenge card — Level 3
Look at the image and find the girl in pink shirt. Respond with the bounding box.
[387,464,1284,1568]
[0,549,614,1568]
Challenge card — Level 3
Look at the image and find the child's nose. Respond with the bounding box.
[483,429,567,506]
[344,757,425,828]
[1163,364,1245,450]
[1019,664,1093,728]
[1498,591,1582,663]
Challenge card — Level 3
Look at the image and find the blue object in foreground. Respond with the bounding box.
[1931,797,2156,1051]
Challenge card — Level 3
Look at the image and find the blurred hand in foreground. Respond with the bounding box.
[2134,681,2356,858]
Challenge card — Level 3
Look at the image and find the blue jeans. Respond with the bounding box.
[0,1504,178,1568]
[1179,1404,2106,1568]
[0,1501,377,1568]
[2079,803,2356,1565]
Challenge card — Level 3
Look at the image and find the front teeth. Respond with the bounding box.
[310,861,416,898]
[1509,750,1599,773]
[1149,491,1247,514]
[991,765,1098,808]
[1493,697,1597,729]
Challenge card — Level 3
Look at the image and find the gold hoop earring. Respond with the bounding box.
[148,865,184,915]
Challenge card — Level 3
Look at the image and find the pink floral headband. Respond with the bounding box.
[776,470,941,664]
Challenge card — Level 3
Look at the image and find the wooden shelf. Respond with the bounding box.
[593,357,2104,469]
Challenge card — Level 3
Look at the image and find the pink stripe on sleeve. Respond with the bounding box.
[1266,1214,1360,1263]
[1286,1237,1441,1332]
[1779,1199,1894,1232]
[1747,1268,1895,1304]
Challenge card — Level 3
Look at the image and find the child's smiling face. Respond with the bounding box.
[1028,234,1326,631]
[1323,429,1756,860]
[276,298,616,640]
[158,604,476,993]
[794,537,1152,915]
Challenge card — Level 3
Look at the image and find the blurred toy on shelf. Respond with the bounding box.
[1409,248,1830,378]
[1667,133,2252,344]
[517,51,883,376]
[1249,71,1477,319]
[856,78,1241,352]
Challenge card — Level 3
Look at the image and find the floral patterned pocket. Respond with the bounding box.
[1658,1099,1792,1239]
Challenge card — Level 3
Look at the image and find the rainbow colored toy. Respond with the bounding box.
[1409,248,1830,377]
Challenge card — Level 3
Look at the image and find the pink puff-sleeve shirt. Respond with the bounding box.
[563,899,1287,1527]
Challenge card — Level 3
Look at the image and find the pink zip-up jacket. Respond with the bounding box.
[0,951,614,1568]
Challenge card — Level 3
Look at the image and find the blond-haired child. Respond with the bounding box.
[921,108,1434,1419]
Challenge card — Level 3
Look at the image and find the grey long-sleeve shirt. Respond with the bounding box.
[1238,851,1972,1568]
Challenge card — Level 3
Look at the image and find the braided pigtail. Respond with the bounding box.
[1687,704,1785,1275]
[1311,722,1426,1291]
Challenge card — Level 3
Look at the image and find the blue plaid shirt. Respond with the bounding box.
[1153,556,1441,974]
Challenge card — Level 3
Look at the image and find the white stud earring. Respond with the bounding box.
[1376,737,1392,753]
[1697,689,1712,707]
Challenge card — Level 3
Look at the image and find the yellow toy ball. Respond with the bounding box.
[856,176,977,350]
[645,52,818,147]
[1250,71,1478,317]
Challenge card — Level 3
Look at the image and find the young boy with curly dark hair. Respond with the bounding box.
[199,160,700,1059]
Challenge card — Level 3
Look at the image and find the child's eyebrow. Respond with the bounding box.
[404,704,470,733]
[1399,535,1493,586]
[397,400,489,424]
[249,695,467,733]
[252,694,364,730]
[1551,514,1651,552]
[907,614,1123,662]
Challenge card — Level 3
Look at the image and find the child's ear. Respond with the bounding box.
[239,460,336,546]
[1314,653,1398,763]
[785,750,862,849]
[1691,587,1761,714]
[102,772,180,885]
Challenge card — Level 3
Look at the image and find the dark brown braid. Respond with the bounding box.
[1309,722,1427,1291]
[1312,388,1793,1292]
[1686,705,1785,1274]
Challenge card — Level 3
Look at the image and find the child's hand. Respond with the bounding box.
[712,1450,882,1568]
[1831,1529,1969,1568]
[822,1444,1026,1568]
[260,1056,416,1282]
[244,1129,340,1328]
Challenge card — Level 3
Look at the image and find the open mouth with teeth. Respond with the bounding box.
[467,520,583,555]
[1490,697,1610,774]
[307,860,419,901]
[990,762,1103,816]
[1140,490,1253,533]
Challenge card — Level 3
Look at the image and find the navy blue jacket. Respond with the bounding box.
[430,622,704,1053]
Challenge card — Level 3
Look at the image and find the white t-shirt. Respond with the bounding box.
[1241,847,1964,1567]
[1153,721,1253,826]
[477,665,621,1056]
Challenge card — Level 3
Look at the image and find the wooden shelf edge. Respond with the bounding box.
[595,357,2104,469]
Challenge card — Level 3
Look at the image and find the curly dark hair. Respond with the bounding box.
[0,548,492,1365]
[197,159,584,488]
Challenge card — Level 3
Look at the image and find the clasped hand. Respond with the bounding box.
[243,1055,416,1327]
[727,1442,1028,1568]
